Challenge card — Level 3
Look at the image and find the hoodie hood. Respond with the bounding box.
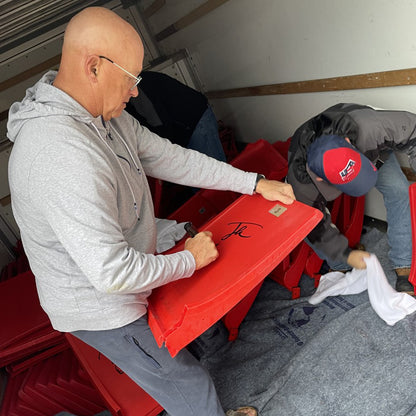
[7,70,97,143]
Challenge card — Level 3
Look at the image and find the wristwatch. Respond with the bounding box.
[253,173,266,192]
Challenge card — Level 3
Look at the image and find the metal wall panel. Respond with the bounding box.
[0,0,113,54]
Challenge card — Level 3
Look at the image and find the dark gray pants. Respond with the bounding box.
[72,315,224,416]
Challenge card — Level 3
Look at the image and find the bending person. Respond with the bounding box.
[287,103,415,294]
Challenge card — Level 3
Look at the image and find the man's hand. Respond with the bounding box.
[255,178,296,205]
[347,250,371,269]
[184,231,219,270]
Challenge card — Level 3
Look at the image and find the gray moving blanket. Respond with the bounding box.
[194,227,416,416]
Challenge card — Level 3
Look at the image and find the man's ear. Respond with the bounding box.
[345,137,351,144]
[85,55,100,82]
[315,177,324,182]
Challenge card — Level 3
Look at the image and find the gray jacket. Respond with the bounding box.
[7,71,256,332]
[287,102,416,264]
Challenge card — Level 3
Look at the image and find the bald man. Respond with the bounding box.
[7,7,295,416]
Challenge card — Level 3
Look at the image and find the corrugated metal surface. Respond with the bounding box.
[0,0,116,54]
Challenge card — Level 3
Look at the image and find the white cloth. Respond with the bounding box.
[309,254,416,325]
[155,218,187,253]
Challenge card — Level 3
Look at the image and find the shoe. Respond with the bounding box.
[395,268,414,295]
[226,406,258,416]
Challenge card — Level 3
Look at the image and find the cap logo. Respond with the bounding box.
[339,159,356,182]
[323,147,362,185]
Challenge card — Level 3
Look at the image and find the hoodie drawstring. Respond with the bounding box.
[91,122,140,220]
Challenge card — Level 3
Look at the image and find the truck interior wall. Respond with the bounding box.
[142,0,416,221]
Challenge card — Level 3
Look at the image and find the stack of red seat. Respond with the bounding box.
[0,270,109,415]
[1,348,107,416]
[0,251,163,415]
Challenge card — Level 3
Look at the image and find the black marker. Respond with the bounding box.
[184,222,198,238]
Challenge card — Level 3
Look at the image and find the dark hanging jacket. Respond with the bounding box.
[125,71,208,148]
[287,102,416,264]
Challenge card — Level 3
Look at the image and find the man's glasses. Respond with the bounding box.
[99,55,142,90]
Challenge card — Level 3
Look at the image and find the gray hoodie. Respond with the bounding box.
[7,71,256,332]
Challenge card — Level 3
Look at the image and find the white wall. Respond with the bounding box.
[146,0,416,139]
[144,0,416,219]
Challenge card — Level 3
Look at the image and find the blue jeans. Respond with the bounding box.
[71,316,224,416]
[375,151,412,269]
[310,152,412,271]
[187,107,226,163]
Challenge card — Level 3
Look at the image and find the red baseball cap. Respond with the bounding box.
[306,135,378,200]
